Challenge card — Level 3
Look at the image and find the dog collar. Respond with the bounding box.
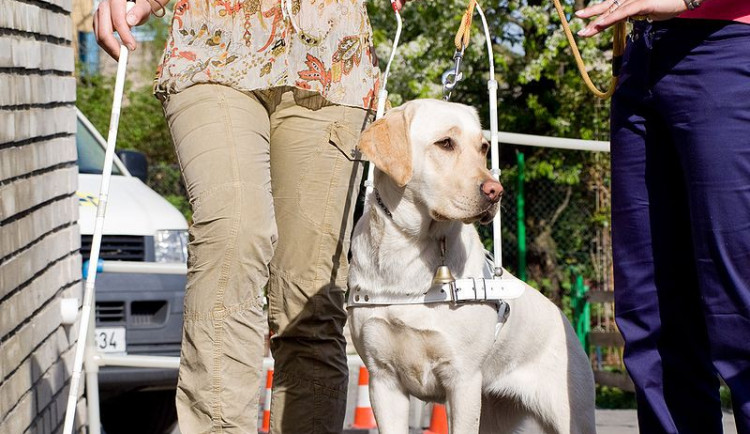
[373,189,393,219]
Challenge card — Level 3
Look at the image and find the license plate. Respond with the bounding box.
[94,327,127,353]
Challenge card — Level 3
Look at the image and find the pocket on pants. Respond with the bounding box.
[297,122,364,232]
[328,121,366,162]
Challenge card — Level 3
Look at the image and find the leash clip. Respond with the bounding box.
[442,47,465,100]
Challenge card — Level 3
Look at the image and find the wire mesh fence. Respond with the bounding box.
[495,146,612,299]
[493,144,625,379]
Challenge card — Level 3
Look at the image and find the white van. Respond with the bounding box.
[76,109,186,434]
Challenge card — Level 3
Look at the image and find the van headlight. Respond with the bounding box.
[154,230,188,263]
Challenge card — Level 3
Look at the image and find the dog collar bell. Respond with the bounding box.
[432,238,456,285]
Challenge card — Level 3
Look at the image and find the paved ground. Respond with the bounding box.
[595,409,737,434]
[172,409,738,433]
[169,328,741,433]
[592,410,640,434]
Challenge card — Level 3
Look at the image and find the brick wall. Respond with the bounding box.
[0,0,85,432]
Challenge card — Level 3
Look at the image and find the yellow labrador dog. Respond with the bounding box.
[347,99,596,434]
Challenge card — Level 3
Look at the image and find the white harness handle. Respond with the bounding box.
[358,0,520,310]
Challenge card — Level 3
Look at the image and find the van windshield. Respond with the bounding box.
[76,117,123,175]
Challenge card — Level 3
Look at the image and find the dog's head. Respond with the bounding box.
[359,99,503,224]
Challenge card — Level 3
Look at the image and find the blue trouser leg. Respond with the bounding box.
[611,19,750,434]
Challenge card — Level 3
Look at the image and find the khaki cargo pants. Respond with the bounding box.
[163,84,368,433]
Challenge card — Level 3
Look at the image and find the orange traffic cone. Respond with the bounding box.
[423,403,448,434]
[352,365,377,429]
[260,369,273,433]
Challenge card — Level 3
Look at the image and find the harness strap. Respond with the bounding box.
[454,0,476,51]
[348,275,525,307]
[348,275,523,339]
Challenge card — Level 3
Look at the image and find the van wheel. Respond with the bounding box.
[101,389,178,434]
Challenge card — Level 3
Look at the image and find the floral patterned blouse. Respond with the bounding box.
[154,0,381,109]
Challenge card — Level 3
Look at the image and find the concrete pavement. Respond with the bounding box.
[595,409,737,434]
[172,409,739,433]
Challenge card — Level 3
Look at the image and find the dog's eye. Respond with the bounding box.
[481,141,490,155]
[434,137,454,151]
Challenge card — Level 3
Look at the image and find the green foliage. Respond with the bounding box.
[596,385,637,409]
[367,0,617,301]
[76,73,174,163]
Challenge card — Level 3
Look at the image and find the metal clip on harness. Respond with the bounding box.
[442,47,465,101]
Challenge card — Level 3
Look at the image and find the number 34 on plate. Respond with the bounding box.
[94,327,127,354]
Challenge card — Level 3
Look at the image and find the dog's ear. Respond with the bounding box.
[358,109,412,187]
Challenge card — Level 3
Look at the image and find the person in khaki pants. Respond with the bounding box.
[164,86,368,433]
[94,0,409,431]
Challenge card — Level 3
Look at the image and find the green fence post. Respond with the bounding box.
[572,274,590,355]
[583,280,591,355]
[517,151,526,281]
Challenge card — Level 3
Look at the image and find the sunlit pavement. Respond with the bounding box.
[167,330,740,434]
[170,409,738,433]
[595,409,737,434]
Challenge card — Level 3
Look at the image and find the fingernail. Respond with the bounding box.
[126,13,137,26]
[574,10,584,17]
[128,42,136,51]
[578,28,590,36]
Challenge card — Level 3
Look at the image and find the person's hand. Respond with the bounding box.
[576,0,688,37]
[391,0,408,12]
[94,0,152,59]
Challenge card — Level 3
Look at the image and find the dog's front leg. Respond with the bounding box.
[369,375,411,434]
[447,373,483,434]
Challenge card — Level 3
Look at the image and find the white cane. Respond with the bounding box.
[364,0,403,200]
[62,1,135,432]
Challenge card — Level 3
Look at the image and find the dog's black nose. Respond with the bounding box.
[481,179,504,203]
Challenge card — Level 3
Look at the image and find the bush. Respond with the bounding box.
[77,73,190,221]
[596,385,637,409]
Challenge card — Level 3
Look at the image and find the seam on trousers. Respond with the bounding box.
[310,120,349,284]
[293,133,328,230]
[183,296,265,321]
[310,139,345,395]
[314,151,343,279]
[209,90,243,431]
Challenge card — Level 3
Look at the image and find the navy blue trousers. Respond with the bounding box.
[611,19,750,434]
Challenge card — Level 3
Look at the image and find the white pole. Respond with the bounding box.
[62,2,134,432]
[97,354,182,369]
[473,2,505,275]
[485,130,611,153]
[364,0,402,199]
[85,326,102,434]
[99,261,188,275]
